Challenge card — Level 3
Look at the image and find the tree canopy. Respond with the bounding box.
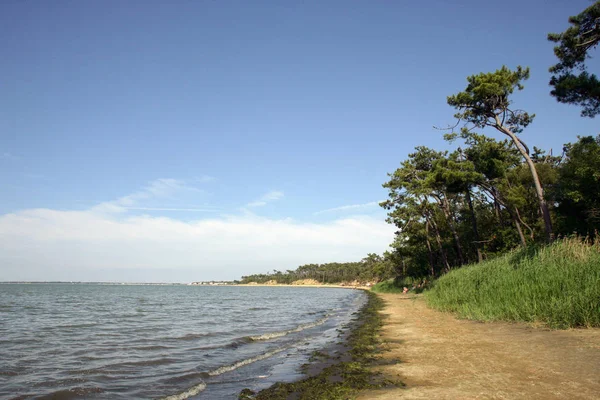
[447,66,553,242]
[548,1,600,117]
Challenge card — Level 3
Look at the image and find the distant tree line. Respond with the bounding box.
[239,253,398,284]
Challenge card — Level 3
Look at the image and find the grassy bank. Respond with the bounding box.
[238,291,399,400]
[425,238,600,329]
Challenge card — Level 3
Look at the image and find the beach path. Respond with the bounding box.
[358,293,600,400]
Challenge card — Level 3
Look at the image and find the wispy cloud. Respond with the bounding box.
[91,178,208,214]
[246,190,284,208]
[1,152,18,161]
[314,201,381,215]
[124,207,218,212]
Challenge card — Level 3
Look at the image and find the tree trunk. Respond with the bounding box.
[425,222,436,277]
[428,216,451,272]
[440,195,466,265]
[466,189,483,262]
[488,186,505,225]
[514,206,535,241]
[496,120,553,242]
[507,207,527,246]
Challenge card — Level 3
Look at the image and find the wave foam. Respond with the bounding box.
[249,317,328,341]
[160,382,207,400]
[208,347,287,377]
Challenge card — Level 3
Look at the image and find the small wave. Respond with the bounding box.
[160,382,206,400]
[56,323,98,329]
[33,377,87,388]
[249,317,328,341]
[117,313,143,319]
[69,368,115,376]
[0,366,25,377]
[163,372,209,385]
[225,336,253,349]
[174,332,219,341]
[113,357,177,368]
[188,343,226,352]
[70,357,175,375]
[131,344,173,351]
[36,387,103,400]
[248,307,269,311]
[208,347,287,377]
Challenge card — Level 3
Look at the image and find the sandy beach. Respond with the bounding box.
[358,293,600,400]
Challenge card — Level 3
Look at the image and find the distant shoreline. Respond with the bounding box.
[0,281,371,289]
[233,283,370,290]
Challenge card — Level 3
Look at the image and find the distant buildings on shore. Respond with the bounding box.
[189,281,234,286]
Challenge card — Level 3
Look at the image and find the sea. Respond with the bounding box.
[0,283,366,399]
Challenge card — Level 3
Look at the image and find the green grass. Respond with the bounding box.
[238,291,401,399]
[371,279,406,294]
[425,237,600,329]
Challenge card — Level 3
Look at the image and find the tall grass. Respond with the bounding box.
[425,238,600,329]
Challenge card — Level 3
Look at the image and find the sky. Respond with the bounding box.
[1,0,598,282]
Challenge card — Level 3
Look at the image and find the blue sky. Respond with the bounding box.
[1,0,598,282]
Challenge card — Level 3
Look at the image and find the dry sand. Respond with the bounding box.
[358,293,600,400]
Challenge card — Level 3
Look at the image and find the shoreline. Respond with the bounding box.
[247,291,600,399]
[238,290,397,399]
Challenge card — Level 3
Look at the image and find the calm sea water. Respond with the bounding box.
[0,284,365,399]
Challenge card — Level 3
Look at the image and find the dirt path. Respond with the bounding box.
[358,293,600,400]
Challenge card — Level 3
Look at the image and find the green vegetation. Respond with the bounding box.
[381,105,599,280]
[555,135,600,237]
[371,276,428,294]
[238,292,400,400]
[239,253,399,285]
[548,1,600,117]
[425,238,600,329]
[370,280,408,294]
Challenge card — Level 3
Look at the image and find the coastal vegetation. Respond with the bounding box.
[241,2,600,330]
[425,237,600,328]
[377,2,599,296]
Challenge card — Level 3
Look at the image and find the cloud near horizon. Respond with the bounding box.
[0,207,395,282]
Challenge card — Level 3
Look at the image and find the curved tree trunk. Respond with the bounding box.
[507,207,528,246]
[496,119,553,242]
